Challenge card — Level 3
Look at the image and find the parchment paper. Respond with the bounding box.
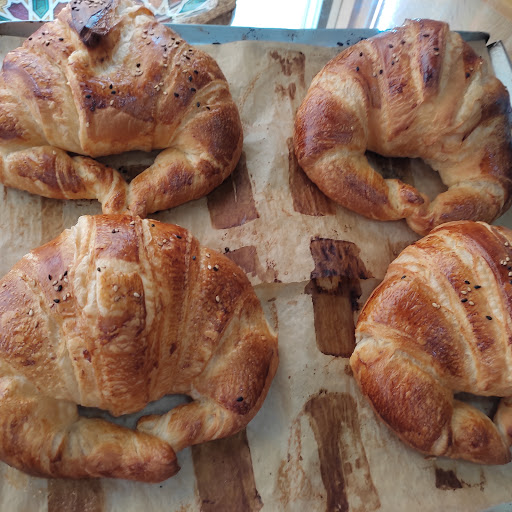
[0,34,511,512]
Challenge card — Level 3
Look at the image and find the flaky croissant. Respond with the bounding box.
[0,0,242,217]
[0,214,277,481]
[294,19,512,235]
[350,221,512,464]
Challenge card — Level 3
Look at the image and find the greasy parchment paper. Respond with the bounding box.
[0,34,512,512]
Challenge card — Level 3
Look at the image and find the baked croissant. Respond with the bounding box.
[350,221,512,464]
[294,19,512,235]
[0,214,277,481]
[0,0,242,217]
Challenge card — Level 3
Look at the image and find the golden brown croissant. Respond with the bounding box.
[294,19,512,235]
[0,214,277,481]
[350,220,512,464]
[0,0,242,217]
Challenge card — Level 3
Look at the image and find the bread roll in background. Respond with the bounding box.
[0,0,243,217]
[294,19,512,235]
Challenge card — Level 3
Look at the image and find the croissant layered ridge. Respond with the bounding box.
[351,221,512,464]
[0,214,278,481]
[0,0,243,217]
[294,19,512,235]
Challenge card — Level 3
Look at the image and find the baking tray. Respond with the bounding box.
[0,21,512,512]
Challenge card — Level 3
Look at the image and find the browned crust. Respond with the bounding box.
[350,221,512,464]
[0,0,243,216]
[294,19,512,234]
[0,214,277,480]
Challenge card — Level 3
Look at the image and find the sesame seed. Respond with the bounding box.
[464,280,470,284]
[85,94,91,99]
[86,122,90,128]
[486,315,492,320]
[401,275,406,279]
[461,290,467,295]
[432,302,439,308]
[59,274,63,280]
[461,298,468,303]
[133,292,140,298]
[207,265,212,270]
[213,265,219,271]
[505,242,509,246]
[215,295,220,303]
[1,283,5,287]
[28,309,33,316]
[113,285,119,292]
[130,220,135,225]
[53,299,60,303]
[64,277,68,283]
[474,285,481,289]
[468,301,475,306]
[48,275,52,280]
[52,280,58,285]
[507,257,510,262]
[192,256,196,260]
[379,69,383,74]
[434,52,439,56]
[114,296,121,302]
[174,93,179,97]
[356,66,359,72]
[66,293,70,298]
[467,287,472,292]
[97,267,101,272]
[110,100,114,106]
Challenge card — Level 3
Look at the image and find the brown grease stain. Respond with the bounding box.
[270,50,306,87]
[287,138,336,217]
[191,429,263,512]
[434,468,463,490]
[47,479,104,512]
[275,83,297,100]
[207,152,259,229]
[304,391,380,512]
[277,415,316,507]
[310,238,372,281]
[307,239,373,357]
[434,465,486,491]
[225,246,278,283]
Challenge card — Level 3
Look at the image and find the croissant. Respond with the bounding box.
[294,19,512,235]
[350,220,512,464]
[0,214,277,481]
[0,0,242,217]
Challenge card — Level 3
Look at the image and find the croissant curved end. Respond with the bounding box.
[351,220,512,464]
[0,214,277,481]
